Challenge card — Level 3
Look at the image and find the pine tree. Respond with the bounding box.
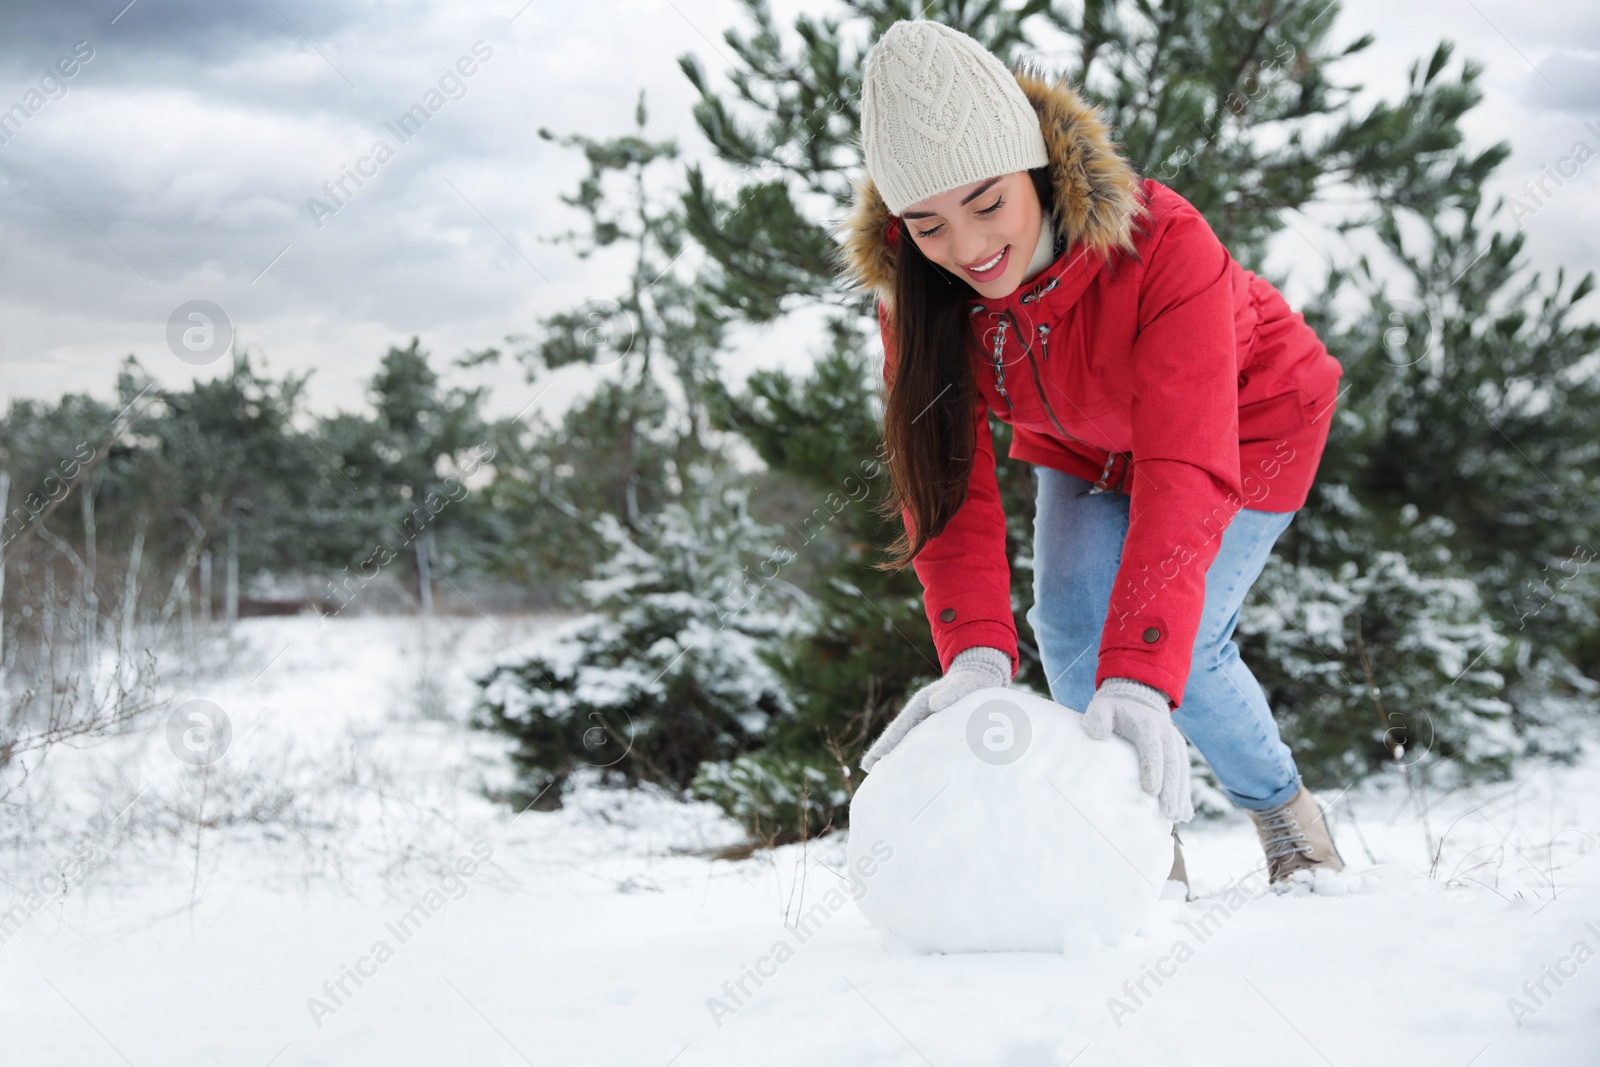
[1252,106,1600,780]
[468,93,827,816]
[673,0,1599,830]
[366,338,488,611]
[472,461,803,810]
[474,91,734,597]
[119,351,316,623]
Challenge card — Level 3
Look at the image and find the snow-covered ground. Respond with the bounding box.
[2,614,1597,1066]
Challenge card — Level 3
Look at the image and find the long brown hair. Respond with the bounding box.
[874,168,1055,571]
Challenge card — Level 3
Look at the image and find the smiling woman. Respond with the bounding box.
[845,19,1348,890]
[900,172,1047,296]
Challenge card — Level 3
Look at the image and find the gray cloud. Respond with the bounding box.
[0,0,1594,421]
[0,0,357,77]
[1523,51,1600,114]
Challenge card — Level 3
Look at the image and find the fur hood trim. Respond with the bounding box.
[837,65,1148,306]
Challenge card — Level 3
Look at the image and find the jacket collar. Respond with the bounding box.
[837,64,1149,315]
[974,237,1111,320]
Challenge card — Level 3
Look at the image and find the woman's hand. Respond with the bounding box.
[860,646,1012,773]
[1082,677,1194,823]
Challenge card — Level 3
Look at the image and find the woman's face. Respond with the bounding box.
[902,170,1043,299]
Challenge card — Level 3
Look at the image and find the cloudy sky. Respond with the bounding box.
[0,0,1595,423]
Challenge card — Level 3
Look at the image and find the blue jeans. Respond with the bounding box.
[1024,467,1302,811]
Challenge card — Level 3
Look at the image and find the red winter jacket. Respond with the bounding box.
[840,71,1344,709]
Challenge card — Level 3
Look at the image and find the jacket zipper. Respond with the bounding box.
[1006,308,1076,445]
[988,314,1013,412]
[987,306,1132,498]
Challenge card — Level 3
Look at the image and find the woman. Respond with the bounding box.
[842,20,1346,888]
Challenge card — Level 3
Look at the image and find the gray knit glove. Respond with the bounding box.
[860,646,1012,773]
[1082,677,1194,823]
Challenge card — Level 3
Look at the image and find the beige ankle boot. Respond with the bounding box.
[1248,786,1344,884]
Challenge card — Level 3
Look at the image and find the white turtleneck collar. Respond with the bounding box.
[1020,211,1058,282]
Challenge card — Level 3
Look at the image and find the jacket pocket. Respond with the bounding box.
[1238,390,1307,442]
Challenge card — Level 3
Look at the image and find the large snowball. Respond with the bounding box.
[846,686,1173,955]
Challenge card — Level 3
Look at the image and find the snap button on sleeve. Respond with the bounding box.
[940,607,956,623]
[1142,626,1160,643]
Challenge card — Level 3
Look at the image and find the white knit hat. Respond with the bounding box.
[860,20,1049,217]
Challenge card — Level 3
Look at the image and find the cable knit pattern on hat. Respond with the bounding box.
[861,20,1050,216]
